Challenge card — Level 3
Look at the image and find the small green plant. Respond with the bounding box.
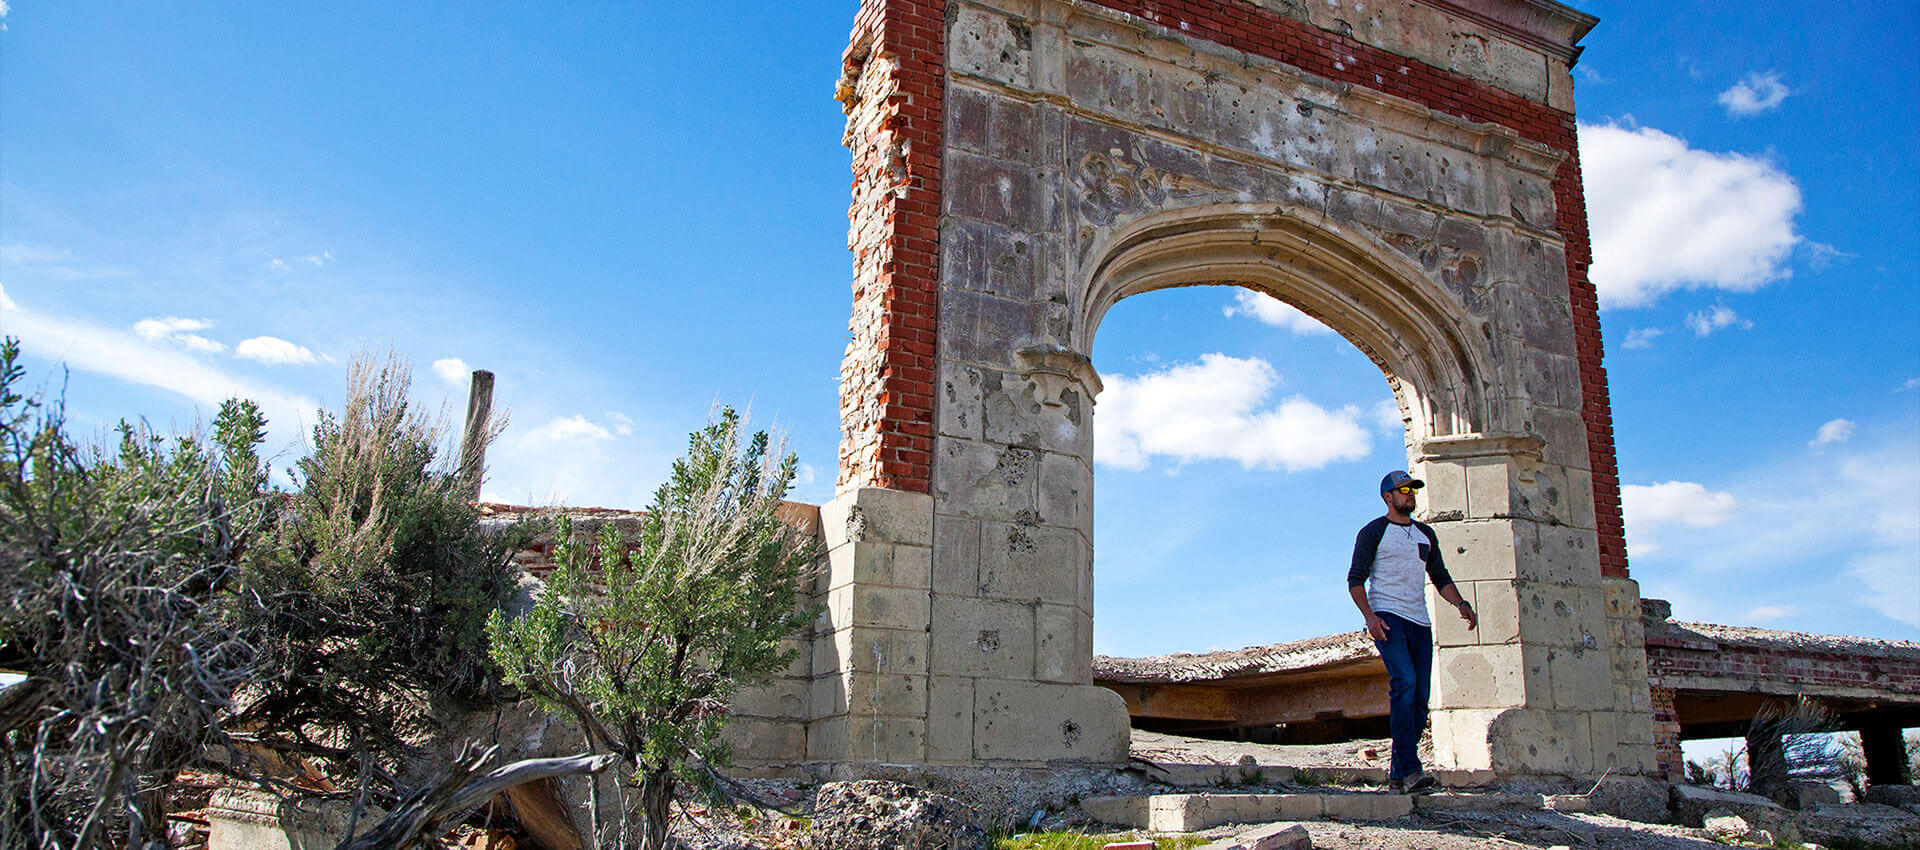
[490,407,817,850]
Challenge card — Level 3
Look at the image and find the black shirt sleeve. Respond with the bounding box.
[1347,517,1387,588]
[1414,520,1455,589]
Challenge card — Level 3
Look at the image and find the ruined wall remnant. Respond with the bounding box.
[805,0,1654,778]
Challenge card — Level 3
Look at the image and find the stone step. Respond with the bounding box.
[1133,762,1496,790]
[1082,790,1546,832]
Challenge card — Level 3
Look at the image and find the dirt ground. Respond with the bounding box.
[661,729,1920,849]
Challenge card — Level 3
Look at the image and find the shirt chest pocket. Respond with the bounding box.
[1416,542,1430,562]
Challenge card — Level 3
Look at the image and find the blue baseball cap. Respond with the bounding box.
[1380,470,1424,494]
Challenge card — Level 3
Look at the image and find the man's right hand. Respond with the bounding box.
[1364,613,1390,641]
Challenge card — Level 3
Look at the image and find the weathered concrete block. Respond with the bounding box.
[1431,580,1479,647]
[938,289,1046,372]
[951,5,1033,89]
[207,789,357,850]
[938,362,988,440]
[1034,602,1090,683]
[1079,795,1147,828]
[826,541,932,590]
[813,671,928,718]
[1321,792,1416,821]
[843,715,928,764]
[825,583,932,632]
[1434,642,1528,709]
[822,487,935,549]
[1488,708,1590,775]
[935,437,1038,519]
[1427,520,1523,583]
[1431,708,1502,771]
[1469,578,1522,646]
[1147,794,1323,831]
[979,520,1081,604]
[1412,792,1544,813]
[1463,458,1514,519]
[1036,450,1092,533]
[926,675,975,762]
[948,150,1043,230]
[1546,645,1613,711]
[930,595,1036,678]
[813,626,927,680]
[972,680,1129,762]
[1528,524,1601,586]
[933,515,983,596]
[733,677,808,720]
[983,370,1088,456]
[724,717,807,765]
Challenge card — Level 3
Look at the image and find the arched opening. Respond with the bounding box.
[1078,204,1493,755]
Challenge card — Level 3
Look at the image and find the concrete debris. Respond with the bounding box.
[803,779,990,850]
[1701,809,1750,839]
[1194,823,1313,849]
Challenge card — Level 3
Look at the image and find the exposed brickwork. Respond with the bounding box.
[836,0,946,493]
[1645,641,1920,695]
[1650,685,1683,781]
[1064,0,1627,578]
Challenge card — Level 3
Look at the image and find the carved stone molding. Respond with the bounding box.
[1015,343,1103,408]
[1416,432,1545,462]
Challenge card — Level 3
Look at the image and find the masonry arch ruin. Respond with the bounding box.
[1077,202,1494,445]
[794,0,1656,780]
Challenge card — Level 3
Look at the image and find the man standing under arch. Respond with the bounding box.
[1348,470,1478,793]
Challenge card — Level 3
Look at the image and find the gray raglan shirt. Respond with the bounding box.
[1347,516,1454,628]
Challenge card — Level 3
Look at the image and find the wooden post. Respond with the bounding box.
[459,370,495,502]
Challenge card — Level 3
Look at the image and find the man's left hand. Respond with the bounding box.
[1457,601,1477,630]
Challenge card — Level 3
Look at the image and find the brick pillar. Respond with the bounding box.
[835,0,945,494]
[1651,686,1684,781]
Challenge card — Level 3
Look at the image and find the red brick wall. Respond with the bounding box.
[1650,685,1683,780]
[1646,643,1920,696]
[836,0,945,493]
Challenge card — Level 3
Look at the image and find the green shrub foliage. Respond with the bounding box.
[490,407,816,850]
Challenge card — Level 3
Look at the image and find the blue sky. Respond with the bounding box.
[3,1,1915,658]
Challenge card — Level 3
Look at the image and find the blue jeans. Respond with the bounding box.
[1374,611,1432,781]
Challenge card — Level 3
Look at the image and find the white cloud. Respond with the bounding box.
[1222,290,1333,335]
[235,336,319,366]
[1621,328,1664,350]
[522,414,615,446]
[1621,480,1738,557]
[131,316,228,354]
[1684,304,1751,337]
[176,334,228,354]
[1718,72,1789,117]
[1742,605,1793,622]
[432,357,472,385]
[605,411,634,436]
[0,284,317,438]
[1094,353,1371,472]
[1580,123,1802,309]
[1372,398,1405,433]
[1903,377,1920,391]
[133,316,212,340]
[1810,418,1855,447]
[269,250,332,271]
[1630,432,1920,631]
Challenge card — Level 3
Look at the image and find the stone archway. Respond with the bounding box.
[804,0,1656,779]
